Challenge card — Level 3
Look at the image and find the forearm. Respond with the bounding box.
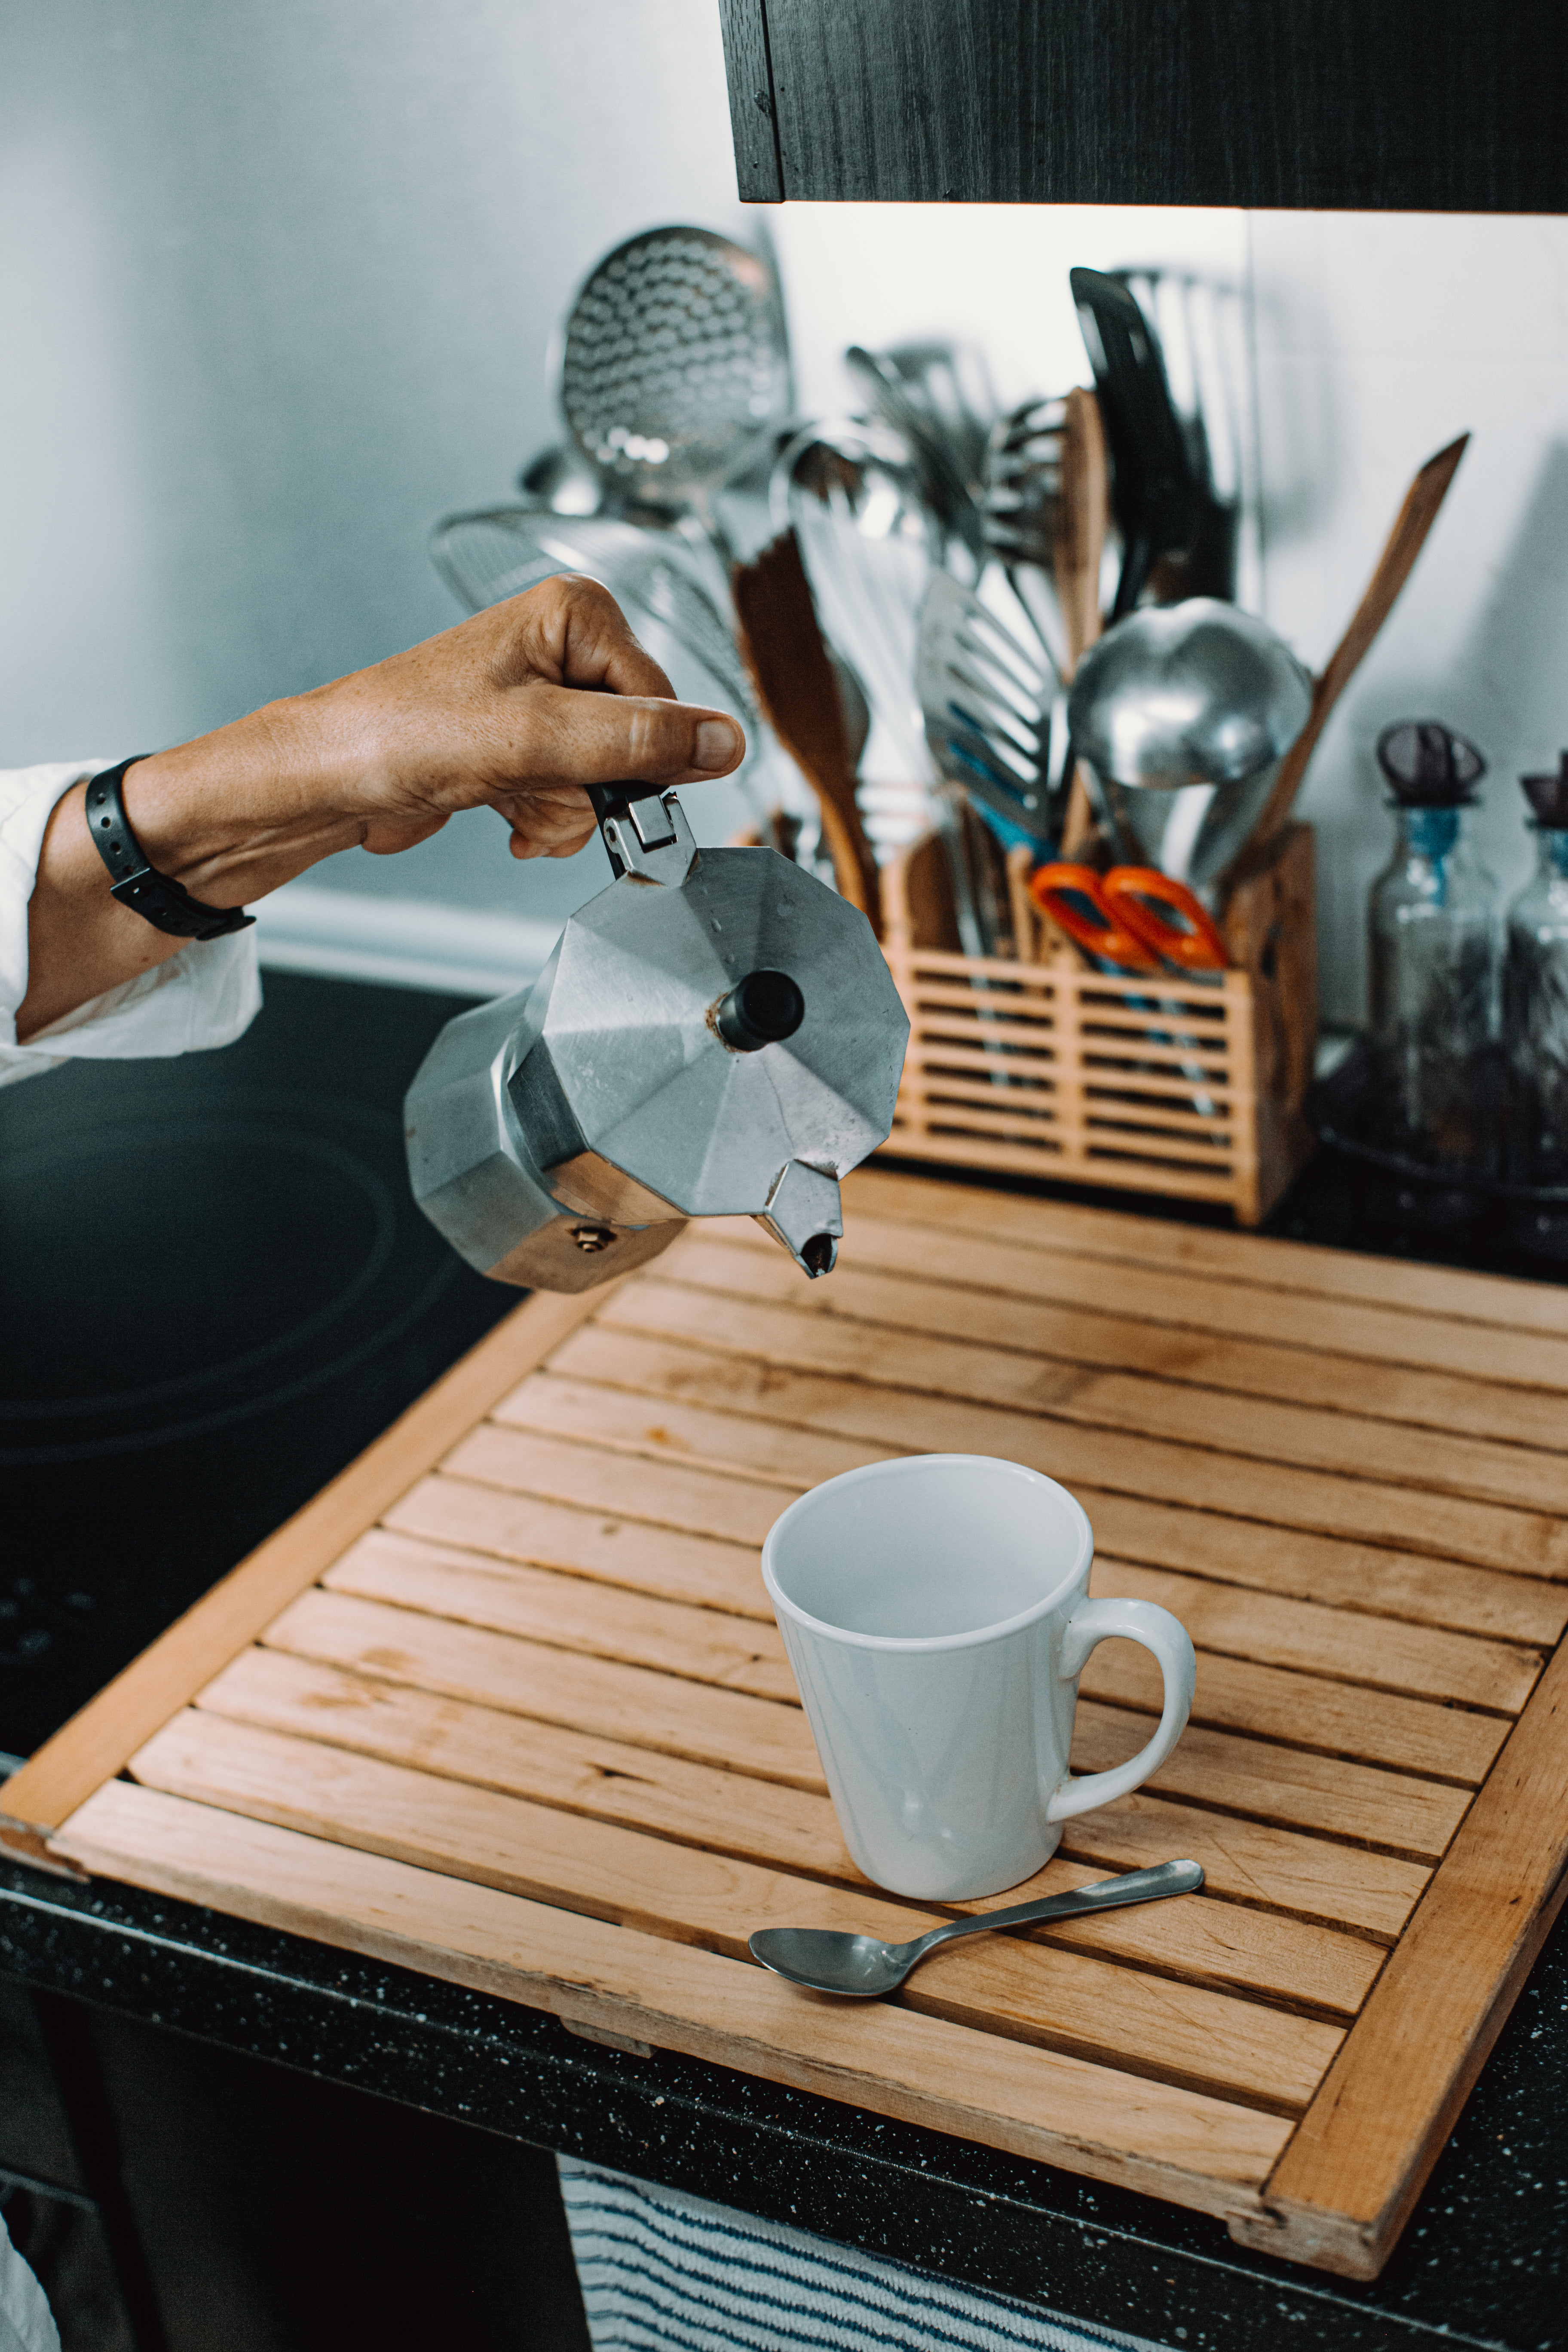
[17,697,367,1041]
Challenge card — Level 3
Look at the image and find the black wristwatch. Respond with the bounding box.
[85,757,255,940]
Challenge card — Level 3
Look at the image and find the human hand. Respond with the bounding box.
[305,572,746,862]
[19,576,746,1040]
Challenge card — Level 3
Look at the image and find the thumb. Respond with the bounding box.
[515,678,745,791]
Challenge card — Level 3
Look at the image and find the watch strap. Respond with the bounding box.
[85,758,256,941]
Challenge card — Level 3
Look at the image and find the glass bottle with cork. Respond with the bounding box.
[1504,752,1568,1189]
[1367,720,1500,1175]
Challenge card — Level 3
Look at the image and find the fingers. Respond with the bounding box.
[499,781,600,861]
[493,571,677,701]
[333,573,746,851]
[450,576,744,790]
[554,575,681,702]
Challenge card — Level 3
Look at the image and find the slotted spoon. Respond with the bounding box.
[558,225,791,533]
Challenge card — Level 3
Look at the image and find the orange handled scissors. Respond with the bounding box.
[1028,863,1229,973]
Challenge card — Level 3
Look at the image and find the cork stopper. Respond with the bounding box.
[1376,721,1486,807]
[1520,753,1568,830]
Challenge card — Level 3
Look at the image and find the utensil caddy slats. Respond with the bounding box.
[6,1170,1567,2282]
[880,820,1318,1225]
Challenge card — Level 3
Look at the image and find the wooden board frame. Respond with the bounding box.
[7,1170,1567,2282]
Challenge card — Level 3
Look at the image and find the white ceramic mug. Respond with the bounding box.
[762,1454,1197,1900]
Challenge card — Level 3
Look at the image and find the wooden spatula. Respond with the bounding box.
[731,532,884,933]
[1222,432,1470,894]
[1055,386,1110,858]
[1054,386,1110,675]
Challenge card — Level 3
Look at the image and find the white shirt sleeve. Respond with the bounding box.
[0,2208,60,2352]
[0,760,263,1090]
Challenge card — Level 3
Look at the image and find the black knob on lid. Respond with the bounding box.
[1376,720,1486,807]
[715,970,805,1053]
[1521,753,1568,830]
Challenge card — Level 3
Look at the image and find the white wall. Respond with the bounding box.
[0,0,751,950]
[5,1,1566,1020]
[1249,213,1568,1020]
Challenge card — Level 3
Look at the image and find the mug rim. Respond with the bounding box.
[762,1452,1094,1654]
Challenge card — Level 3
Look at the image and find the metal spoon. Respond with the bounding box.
[750,1858,1203,1998]
[1067,599,1312,891]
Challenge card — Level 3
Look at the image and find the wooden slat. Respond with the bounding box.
[493,1375,889,1493]
[1087,1560,1537,1716]
[1024,1369,1561,1516]
[820,1214,1568,1446]
[919,1099,1241,1144]
[262,1589,820,1789]
[904,1103,1237,1164]
[845,1168,1568,1342]
[202,1646,842,1877]
[382,1477,770,1618]
[125,1710,1341,2114]
[897,1036,1059,1080]
[1074,1703,1469,1865]
[442,1424,782,1546]
[51,1784,1295,2217]
[1080,1637,1506,1788]
[202,1645,1384,2017]
[1054,1793,1427,1944]
[326,1529,799,1701]
[511,1351,1568,1650]
[1228,1640,1568,2279]
[599,1281,1568,1579]
[0,1288,607,1847]
[1064,1489,1562,1650]
[658,1234,1568,1512]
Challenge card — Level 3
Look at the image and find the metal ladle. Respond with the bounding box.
[1068,600,1312,893]
[749,1858,1203,1997]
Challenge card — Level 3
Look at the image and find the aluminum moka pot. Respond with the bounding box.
[404,781,910,1292]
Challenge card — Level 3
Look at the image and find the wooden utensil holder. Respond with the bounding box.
[879,822,1317,1225]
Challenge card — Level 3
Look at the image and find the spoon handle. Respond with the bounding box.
[913,1859,1203,1959]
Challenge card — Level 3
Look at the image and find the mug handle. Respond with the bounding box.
[1045,1597,1197,1824]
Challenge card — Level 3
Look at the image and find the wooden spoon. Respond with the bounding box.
[1054,387,1110,858]
[1221,432,1470,895]
[731,531,884,933]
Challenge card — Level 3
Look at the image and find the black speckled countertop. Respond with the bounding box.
[0,1857,1563,2352]
[3,976,1565,2351]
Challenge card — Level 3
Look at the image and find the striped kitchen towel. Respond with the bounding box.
[557,2159,1169,2352]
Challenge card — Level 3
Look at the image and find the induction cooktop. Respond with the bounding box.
[0,971,518,1761]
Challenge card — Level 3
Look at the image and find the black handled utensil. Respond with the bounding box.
[1071,268,1221,622]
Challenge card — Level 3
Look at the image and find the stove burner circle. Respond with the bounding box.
[0,1099,459,1463]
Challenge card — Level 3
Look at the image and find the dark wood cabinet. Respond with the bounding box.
[718,0,1568,210]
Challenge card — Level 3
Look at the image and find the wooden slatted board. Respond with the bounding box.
[6,1168,1568,2283]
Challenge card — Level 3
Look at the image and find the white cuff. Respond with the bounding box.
[0,2206,61,2352]
[0,760,263,1088]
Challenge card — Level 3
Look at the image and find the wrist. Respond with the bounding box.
[119,692,370,904]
